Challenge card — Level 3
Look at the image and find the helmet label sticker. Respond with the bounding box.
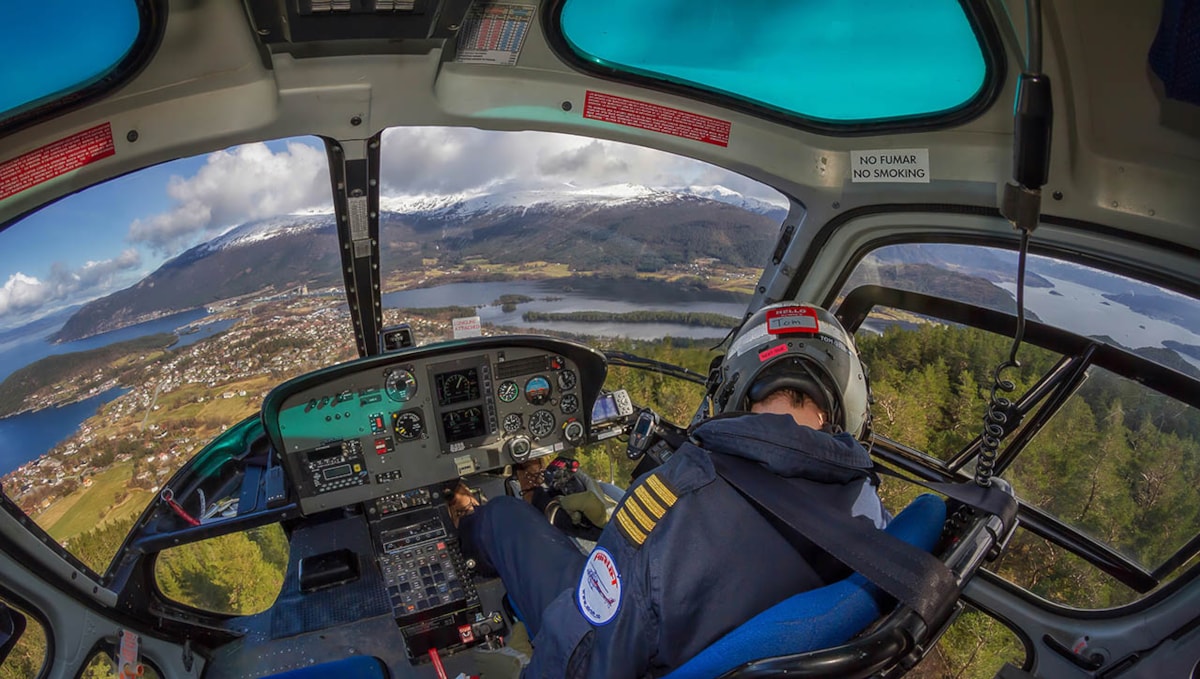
[766,307,820,334]
[578,547,622,625]
[758,343,788,362]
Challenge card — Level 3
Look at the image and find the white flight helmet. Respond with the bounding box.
[711,302,872,440]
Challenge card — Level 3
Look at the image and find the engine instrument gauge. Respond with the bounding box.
[528,409,555,439]
[525,376,551,405]
[557,369,577,391]
[560,393,579,415]
[497,380,519,403]
[503,412,523,433]
[384,368,418,402]
[391,409,425,441]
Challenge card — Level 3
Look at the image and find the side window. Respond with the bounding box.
[836,241,1200,609]
[0,598,46,679]
[154,525,289,616]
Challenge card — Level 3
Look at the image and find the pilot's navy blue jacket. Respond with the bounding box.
[460,412,888,679]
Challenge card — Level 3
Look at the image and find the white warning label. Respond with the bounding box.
[850,149,930,183]
[453,316,482,338]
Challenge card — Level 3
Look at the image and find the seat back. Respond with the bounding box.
[662,494,947,679]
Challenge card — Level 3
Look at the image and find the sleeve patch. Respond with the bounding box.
[577,547,622,625]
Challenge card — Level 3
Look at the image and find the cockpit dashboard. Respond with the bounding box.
[263,335,607,516]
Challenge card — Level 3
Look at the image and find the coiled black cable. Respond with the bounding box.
[977,230,1031,486]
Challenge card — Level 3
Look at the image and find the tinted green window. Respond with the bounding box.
[0,2,142,119]
[558,0,990,123]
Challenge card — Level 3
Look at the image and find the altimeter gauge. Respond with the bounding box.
[503,412,523,433]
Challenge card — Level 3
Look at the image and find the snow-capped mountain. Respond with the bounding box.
[54,184,782,341]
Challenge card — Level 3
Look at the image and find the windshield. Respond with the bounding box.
[375,126,785,345]
[0,129,785,571]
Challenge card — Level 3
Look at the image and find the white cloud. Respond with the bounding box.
[379,127,782,201]
[129,141,331,253]
[0,249,142,323]
[0,273,51,316]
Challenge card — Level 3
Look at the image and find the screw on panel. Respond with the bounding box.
[1052,191,1063,200]
[832,201,840,209]
[562,101,573,111]
[351,116,362,126]
[126,130,139,143]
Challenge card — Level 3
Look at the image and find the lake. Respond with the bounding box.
[383,279,749,340]
[0,386,128,475]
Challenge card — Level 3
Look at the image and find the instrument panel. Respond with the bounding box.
[262,336,607,515]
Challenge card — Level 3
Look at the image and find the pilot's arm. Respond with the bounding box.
[520,518,660,678]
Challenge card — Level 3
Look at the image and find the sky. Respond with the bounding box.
[0,128,782,332]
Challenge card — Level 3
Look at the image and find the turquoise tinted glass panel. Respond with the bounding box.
[0,1,141,119]
[559,0,988,122]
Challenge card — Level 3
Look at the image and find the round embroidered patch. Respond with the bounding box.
[577,547,622,625]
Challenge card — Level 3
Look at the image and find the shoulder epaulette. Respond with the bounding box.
[614,473,679,548]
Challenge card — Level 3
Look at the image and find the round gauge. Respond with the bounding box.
[560,393,579,415]
[557,369,577,391]
[497,380,519,403]
[392,410,425,440]
[528,409,555,439]
[445,373,469,395]
[384,368,417,402]
[524,376,552,405]
[503,412,523,433]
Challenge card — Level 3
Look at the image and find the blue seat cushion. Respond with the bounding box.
[261,655,389,679]
[663,494,947,679]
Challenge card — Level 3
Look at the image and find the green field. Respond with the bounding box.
[37,463,154,542]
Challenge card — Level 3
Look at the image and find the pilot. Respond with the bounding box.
[450,302,887,678]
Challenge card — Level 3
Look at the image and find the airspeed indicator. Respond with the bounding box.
[498,380,519,403]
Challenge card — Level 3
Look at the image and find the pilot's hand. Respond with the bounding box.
[558,474,615,528]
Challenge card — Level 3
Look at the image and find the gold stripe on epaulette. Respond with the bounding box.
[634,486,665,519]
[646,475,678,506]
[615,474,680,548]
[623,495,656,532]
[615,507,647,545]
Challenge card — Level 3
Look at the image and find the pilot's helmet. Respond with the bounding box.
[712,302,871,440]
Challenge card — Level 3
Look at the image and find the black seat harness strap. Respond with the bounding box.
[871,465,1019,533]
[711,453,971,626]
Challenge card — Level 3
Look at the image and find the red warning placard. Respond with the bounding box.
[583,91,731,147]
[0,123,116,201]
